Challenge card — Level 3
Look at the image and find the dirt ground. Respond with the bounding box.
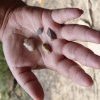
[12,0,100,100]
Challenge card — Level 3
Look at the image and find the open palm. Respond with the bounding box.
[1,3,100,100]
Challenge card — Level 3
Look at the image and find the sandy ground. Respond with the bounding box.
[22,0,100,100]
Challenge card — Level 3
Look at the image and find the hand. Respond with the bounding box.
[1,3,100,100]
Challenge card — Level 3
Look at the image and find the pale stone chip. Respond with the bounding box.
[23,38,35,52]
[37,27,44,35]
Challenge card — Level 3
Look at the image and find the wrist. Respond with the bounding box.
[0,0,26,42]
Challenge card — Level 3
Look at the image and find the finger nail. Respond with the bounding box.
[37,27,44,35]
[47,28,57,40]
[42,43,52,53]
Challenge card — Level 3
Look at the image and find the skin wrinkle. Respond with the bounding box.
[16,67,31,74]
[74,44,88,63]
[67,63,78,77]
[11,6,44,37]
[56,55,66,65]
[18,72,36,85]
[85,50,93,67]
[60,25,74,41]
[16,70,44,100]
[83,26,90,42]
[24,7,43,34]
[72,43,81,61]
[70,25,78,41]
[34,8,43,33]
[71,25,88,41]
[52,39,68,54]
[62,42,79,60]
[23,7,35,32]
[68,65,84,79]
[12,10,22,30]
[23,79,36,87]
[13,7,32,32]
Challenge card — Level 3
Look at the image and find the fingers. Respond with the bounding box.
[51,8,83,24]
[42,10,100,44]
[9,67,44,100]
[62,42,100,69]
[51,39,100,69]
[60,24,100,43]
[56,58,93,87]
[44,52,93,87]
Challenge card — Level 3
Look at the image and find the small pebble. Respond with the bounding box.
[42,43,52,53]
[47,28,57,40]
[37,27,44,35]
[23,38,35,52]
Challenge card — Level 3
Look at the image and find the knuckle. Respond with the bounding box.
[52,39,67,54]
[84,49,94,66]
[60,26,67,37]
[61,25,76,40]
[68,64,84,78]
[62,42,79,60]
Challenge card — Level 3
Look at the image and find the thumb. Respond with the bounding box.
[51,8,83,24]
[9,67,44,100]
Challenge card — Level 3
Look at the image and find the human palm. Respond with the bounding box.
[1,4,100,100]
